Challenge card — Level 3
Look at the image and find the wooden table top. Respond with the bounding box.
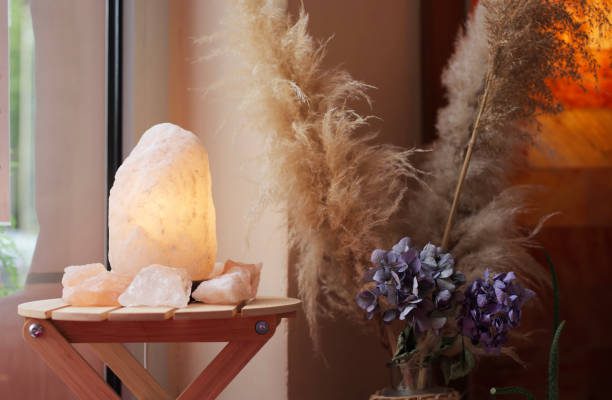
[18,296,301,322]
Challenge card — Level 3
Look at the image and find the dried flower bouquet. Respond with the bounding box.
[223,0,608,393]
[357,237,534,386]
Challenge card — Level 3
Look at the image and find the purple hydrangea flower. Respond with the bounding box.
[459,269,535,352]
[419,243,466,312]
[356,289,379,320]
[358,237,431,326]
[356,237,465,334]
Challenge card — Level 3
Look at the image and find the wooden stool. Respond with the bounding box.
[18,296,301,400]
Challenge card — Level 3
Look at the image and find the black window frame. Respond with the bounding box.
[105,0,122,394]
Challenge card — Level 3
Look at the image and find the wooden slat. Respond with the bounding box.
[240,296,301,317]
[89,343,171,400]
[22,318,120,400]
[17,298,69,319]
[52,306,119,321]
[19,296,301,320]
[108,307,176,321]
[53,315,278,343]
[173,303,237,320]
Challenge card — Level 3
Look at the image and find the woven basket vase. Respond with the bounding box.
[369,390,462,400]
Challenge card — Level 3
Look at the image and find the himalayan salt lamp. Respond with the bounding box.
[108,123,217,280]
[62,264,132,306]
[118,265,192,308]
[192,260,262,305]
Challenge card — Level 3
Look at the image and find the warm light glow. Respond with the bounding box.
[109,123,217,281]
[529,109,612,168]
[549,0,611,108]
[528,0,612,168]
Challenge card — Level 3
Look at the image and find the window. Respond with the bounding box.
[0,1,107,396]
[0,0,36,297]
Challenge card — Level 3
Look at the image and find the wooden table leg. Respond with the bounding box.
[176,339,269,400]
[22,318,120,400]
[90,343,172,400]
[22,311,287,400]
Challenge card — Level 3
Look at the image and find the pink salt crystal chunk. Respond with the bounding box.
[118,265,192,308]
[62,271,132,306]
[192,270,251,305]
[223,260,262,296]
[192,260,262,305]
[62,263,107,287]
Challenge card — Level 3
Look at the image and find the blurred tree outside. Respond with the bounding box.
[0,0,37,297]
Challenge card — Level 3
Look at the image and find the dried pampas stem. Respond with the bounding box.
[408,0,607,290]
[223,0,420,347]
[441,69,493,249]
[217,0,608,348]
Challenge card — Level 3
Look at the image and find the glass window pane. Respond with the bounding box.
[0,0,6,224]
[0,1,107,398]
[0,0,36,297]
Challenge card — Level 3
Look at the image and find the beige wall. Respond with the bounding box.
[287,1,422,399]
[294,0,422,147]
[167,1,289,398]
[166,1,421,399]
[123,0,170,156]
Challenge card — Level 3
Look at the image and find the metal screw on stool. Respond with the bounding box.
[254,320,269,335]
[29,323,44,338]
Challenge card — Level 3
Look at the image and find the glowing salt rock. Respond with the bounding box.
[62,263,106,287]
[192,260,262,305]
[108,123,217,280]
[118,265,192,308]
[62,271,131,306]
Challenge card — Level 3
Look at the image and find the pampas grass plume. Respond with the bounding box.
[224,0,419,346]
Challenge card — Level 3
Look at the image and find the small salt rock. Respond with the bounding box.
[223,260,262,297]
[192,260,262,305]
[62,263,107,287]
[62,271,132,306]
[118,265,192,308]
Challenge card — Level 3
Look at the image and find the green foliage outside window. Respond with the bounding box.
[0,228,21,297]
[1,0,36,298]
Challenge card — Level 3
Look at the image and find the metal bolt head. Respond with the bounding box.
[255,320,270,335]
[29,323,44,338]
